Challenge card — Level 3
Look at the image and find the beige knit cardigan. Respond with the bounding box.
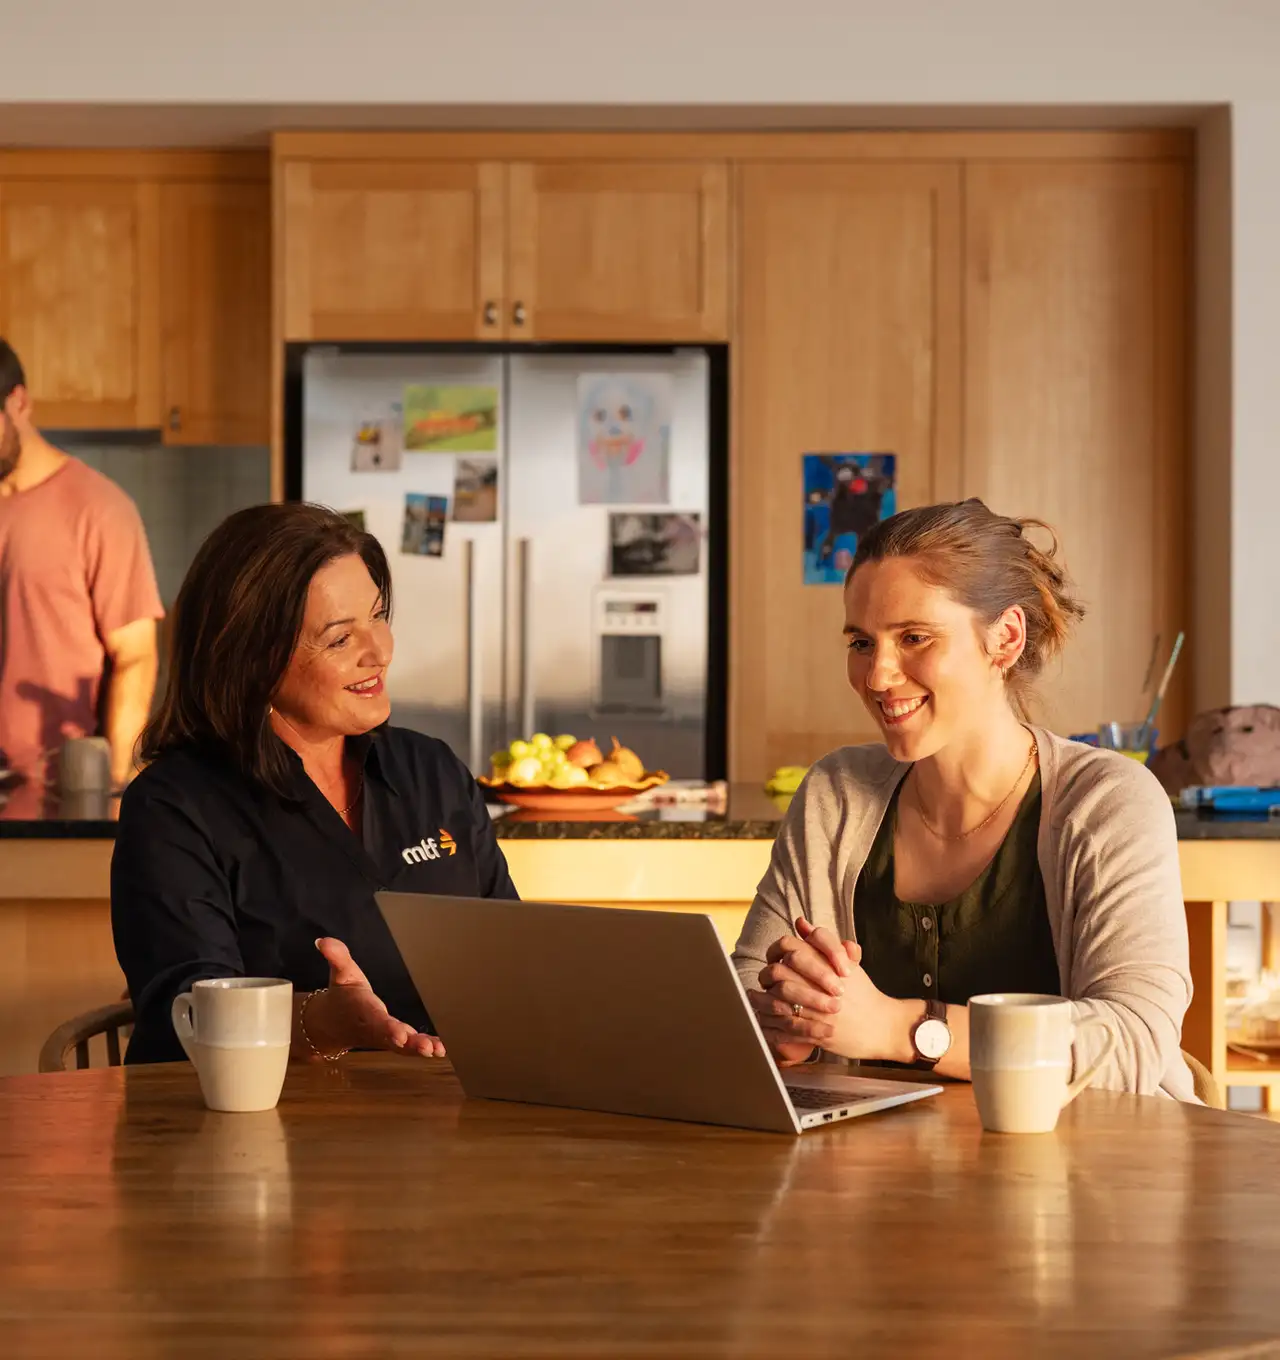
[732,727,1197,1101]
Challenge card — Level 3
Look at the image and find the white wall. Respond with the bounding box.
[6,1,1279,104]
[1192,108,1233,712]
[7,0,1279,707]
[1229,101,1280,708]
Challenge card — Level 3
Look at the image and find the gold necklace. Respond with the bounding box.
[910,741,1037,842]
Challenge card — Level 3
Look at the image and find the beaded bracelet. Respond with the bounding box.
[299,987,351,1062]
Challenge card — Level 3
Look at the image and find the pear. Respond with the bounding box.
[587,760,629,788]
[609,737,645,782]
[566,738,603,769]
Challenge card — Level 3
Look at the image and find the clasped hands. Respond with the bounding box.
[748,917,907,1067]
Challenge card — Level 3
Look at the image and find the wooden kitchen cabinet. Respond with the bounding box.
[733,162,963,781]
[505,160,729,341]
[160,179,271,445]
[0,178,160,429]
[275,147,729,343]
[278,159,506,341]
[962,159,1189,741]
[731,146,1189,783]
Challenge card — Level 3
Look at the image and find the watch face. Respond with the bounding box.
[915,1017,951,1061]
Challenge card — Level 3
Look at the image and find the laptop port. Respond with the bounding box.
[823,1113,834,1122]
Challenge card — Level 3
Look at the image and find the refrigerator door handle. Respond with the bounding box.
[518,536,534,737]
[465,538,482,773]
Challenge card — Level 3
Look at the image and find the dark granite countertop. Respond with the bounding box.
[0,780,122,838]
[2,771,1279,842]
[1172,809,1280,840]
[488,784,788,839]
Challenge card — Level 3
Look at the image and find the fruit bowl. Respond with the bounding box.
[479,770,669,813]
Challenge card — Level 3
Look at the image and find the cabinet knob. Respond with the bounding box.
[483,301,498,327]
[512,301,526,327]
[168,406,182,433]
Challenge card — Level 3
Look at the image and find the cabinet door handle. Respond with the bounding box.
[483,301,498,327]
[168,406,182,433]
[517,537,534,736]
[512,301,526,327]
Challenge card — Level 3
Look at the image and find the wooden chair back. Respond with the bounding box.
[1182,1049,1224,1109]
[38,1002,135,1073]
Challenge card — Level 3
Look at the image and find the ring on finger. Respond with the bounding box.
[791,1002,803,1019]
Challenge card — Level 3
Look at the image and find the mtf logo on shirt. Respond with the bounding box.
[401,830,457,865]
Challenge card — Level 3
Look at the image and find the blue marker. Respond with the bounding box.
[1180,786,1280,814]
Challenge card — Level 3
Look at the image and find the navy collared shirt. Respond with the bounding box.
[111,725,518,1064]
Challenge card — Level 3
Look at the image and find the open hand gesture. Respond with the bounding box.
[302,937,445,1060]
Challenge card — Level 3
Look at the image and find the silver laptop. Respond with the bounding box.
[375,893,941,1134]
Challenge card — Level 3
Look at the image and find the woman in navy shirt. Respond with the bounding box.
[112,503,517,1065]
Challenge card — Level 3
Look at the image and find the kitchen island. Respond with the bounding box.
[2,779,1278,1097]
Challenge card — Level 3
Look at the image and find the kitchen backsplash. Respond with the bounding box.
[68,442,271,607]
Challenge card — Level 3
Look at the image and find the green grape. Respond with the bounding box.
[508,739,532,759]
[554,733,577,750]
[531,733,553,751]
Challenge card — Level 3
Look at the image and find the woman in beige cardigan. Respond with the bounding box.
[734,499,1195,1100]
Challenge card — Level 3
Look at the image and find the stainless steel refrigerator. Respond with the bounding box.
[287,345,726,780]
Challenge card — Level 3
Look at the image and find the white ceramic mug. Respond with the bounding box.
[171,978,293,1112]
[969,993,1117,1134]
[58,736,111,793]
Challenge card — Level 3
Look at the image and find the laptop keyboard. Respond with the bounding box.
[785,1085,873,1110]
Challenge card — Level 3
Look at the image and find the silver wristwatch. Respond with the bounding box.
[910,998,951,1069]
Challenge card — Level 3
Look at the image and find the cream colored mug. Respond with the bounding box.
[969,993,1116,1134]
[171,978,293,1112]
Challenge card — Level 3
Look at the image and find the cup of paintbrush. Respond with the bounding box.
[1099,630,1185,763]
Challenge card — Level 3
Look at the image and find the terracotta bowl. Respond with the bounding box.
[478,771,668,812]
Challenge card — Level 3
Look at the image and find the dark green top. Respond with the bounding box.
[853,771,1060,1006]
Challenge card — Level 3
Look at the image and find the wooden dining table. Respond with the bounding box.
[2,1054,1279,1359]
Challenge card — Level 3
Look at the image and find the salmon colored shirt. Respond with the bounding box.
[0,458,163,777]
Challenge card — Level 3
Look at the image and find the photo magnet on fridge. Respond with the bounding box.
[350,404,404,472]
[403,386,498,453]
[401,494,448,557]
[577,373,672,505]
[452,456,499,523]
[608,512,702,577]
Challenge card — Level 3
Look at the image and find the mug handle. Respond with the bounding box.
[171,992,197,1063]
[1061,1016,1117,1108]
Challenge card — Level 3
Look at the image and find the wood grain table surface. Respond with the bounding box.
[2,1053,1280,1359]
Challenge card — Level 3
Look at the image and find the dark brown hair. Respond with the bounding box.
[0,338,26,403]
[846,498,1085,718]
[141,503,392,795]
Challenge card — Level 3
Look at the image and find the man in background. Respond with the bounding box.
[0,340,163,789]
